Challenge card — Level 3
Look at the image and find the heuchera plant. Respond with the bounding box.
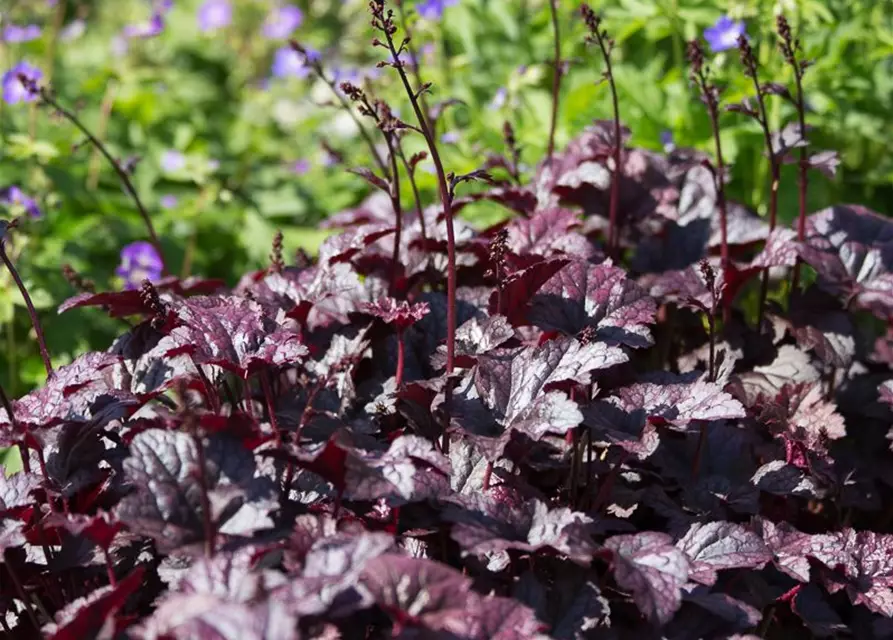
[0,2,891,638]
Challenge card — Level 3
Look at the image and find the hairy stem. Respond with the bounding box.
[546,0,561,163]
[261,372,281,443]
[0,238,52,377]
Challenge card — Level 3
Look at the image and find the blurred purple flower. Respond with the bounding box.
[0,186,42,219]
[1,62,42,104]
[116,241,164,290]
[291,159,311,175]
[489,87,507,110]
[660,130,674,151]
[263,5,303,39]
[123,13,165,39]
[160,194,177,209]
[272,46,310,78]
[160,150,186,172]
[198,0,231,32]
[3,25,42,43]
[417,0,458,20]
[441,131,459,144]
[704,16,746,52]
[207,159,220,171]
[60,20,86,42]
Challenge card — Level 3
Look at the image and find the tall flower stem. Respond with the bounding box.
[192,433,216,557]
[546,0,561,163]
[687,40,730,322]
[372,2,457,388]
[0,229,52,378]
[582,6,622,258]
[28,85,166,273]
[738,36,780,326]
[778,16,810,294]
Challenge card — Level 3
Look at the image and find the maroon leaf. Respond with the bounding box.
[528,259,657,347]
[444,495,597,564]
[604,532,691,625]
[799,205,893,320]
[46,567,145,640]
[675,521,772,586]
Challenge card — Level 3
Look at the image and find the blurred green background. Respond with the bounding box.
[0,0,892,397]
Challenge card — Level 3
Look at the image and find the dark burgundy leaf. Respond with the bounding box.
[598,373,746,433]
[45,567,145,640]
[444,495,597,564]
[799,205,893,320]
[474,337,626,440]
[116,429,276,553]
[604,532,691,625]
[807,150,840,178]
[0,352,129,430]
[489,257,570,325]
[58,276,224,317]
[360,554,475,636]
[503,207,597,261]
[675,521,772,586]
[432,314,515,370]
[528,259,657,347]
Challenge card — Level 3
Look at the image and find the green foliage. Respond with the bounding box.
[0,0,890,396]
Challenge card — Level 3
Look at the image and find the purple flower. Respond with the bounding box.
[417,0,458,20]
[197,0,231,32]
[704,16,746,52]
[262,5,303,39]
[0,186,42,219]
[116,241,164,290]
[1,62,42,104]
[60,20,86,42]
[160,150,186,172]
[207,159,220,172]
[3,24,42,43]
[271,47,310,78]
[441,131,459,144]
[160,194,177,209]
[660,130,675,151]
[291,159,311,175]
[123,13,165,39]
[489,87,507,110]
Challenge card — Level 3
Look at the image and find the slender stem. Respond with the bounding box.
[192,434,216,557]
[299,48,390,178]
[0,381,29,474]
[482,461,493,491]
[5,559,41,631]
[743,48,781,326]
[261,372,281,443]
[0,240,52,377]
[379,12,456,383]
[35,89,166,273]
[790,68,809,293]
[87,81,118,191]
[396,143,428,242]
[546,0,561,163]
[395,330,406,387]
[588,20,622,257]
[385,135,403,296]
[395,0,431,122]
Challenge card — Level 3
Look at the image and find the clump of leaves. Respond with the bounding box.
[0,2,889,638]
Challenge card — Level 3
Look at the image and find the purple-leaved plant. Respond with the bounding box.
[0,8,891,639]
